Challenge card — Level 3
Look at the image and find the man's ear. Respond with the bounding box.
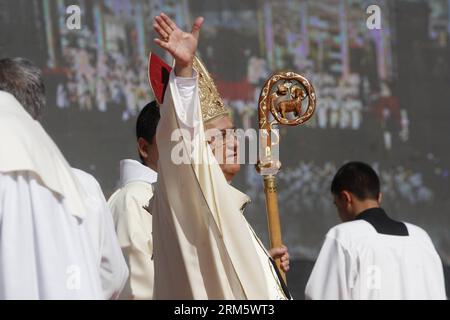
[378,192,383,204]
[341,191,352,204]
[138,137,149,160]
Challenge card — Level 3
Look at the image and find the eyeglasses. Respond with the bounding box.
[207,127,237,145]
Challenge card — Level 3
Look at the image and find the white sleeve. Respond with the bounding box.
[96,187,130,300]
[305,235,355,300]
[172,71,201,129]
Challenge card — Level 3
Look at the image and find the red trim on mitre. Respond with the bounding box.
[147,52,172,104]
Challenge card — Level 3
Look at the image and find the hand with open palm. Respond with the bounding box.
[153,13,204,77]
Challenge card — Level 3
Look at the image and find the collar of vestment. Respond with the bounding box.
[119,159,158,187]
[355,207,409,236]
[0,91,88,219]
[228,183,251,213]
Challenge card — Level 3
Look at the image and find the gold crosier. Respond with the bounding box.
[257,72,316,283]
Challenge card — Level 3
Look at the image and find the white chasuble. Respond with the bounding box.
[151,72,287,300]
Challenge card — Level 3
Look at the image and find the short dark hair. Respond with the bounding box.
[0,58,45,119]
[331,162,380,201]
[136,101,160,144]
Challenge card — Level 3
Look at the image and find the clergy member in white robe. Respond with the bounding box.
[72,168,130,299]
[0,91,128,299]
[150,14,290,300]
[108,102,159,300]
[109,160,157,299]
[0,57,128,299]
[305,162,447,300]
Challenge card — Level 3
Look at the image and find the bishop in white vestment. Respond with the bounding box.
[150,14,290,300]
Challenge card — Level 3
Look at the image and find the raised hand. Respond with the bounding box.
[153,13,204,77]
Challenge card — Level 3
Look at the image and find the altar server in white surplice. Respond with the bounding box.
[306,162,447,300]
[108,102,159,300]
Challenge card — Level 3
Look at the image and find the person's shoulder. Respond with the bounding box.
[404,222,434,244]
[404,222,429,236]
[71,168,106,206]
[326,220,376,244]
[72,167,101,191]
[110,181,153,207]
[403,223,443,260]
[123,180,153,192]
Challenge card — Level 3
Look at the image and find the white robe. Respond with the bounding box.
[151,72,287,300]
[108,159,157,300]
[0,91,128,299]
[71,168,129,299]
[305,219,447,300]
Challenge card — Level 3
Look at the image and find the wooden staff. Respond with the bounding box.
[263,175,285,282]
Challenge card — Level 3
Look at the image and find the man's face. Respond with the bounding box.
[205,115,240,182]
